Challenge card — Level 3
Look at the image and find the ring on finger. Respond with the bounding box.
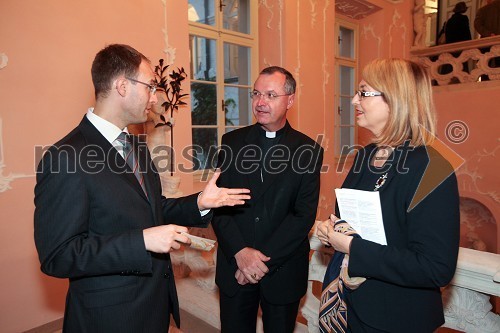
[251,273,257,279]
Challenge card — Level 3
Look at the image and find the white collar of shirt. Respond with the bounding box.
[265,131,276,138]
[86,107,128,144]
[86,108,128,158]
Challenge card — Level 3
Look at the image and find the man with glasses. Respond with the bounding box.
[34,44,250,332]
[213,66,324,332]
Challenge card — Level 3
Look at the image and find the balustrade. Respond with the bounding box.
[411,36,500,86]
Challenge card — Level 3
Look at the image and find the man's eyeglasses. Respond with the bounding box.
[126,77,158,95]
[355,90,383,99]
[249,90,292,102]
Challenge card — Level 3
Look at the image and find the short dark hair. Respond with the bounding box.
[91,44,149,99]
[260,66,296,94]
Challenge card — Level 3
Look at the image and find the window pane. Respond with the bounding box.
[191,82,217,125]
[224,43,251,85]
[339,66,354,95]
[339,66,354,126]
[224,87,252,126]
[223,0,250,34]
[192,128,218,170]
[188,0,215,26]
[190,35,217,81]
[340,126,355,151]
[339,27,354,59]
[340,97,353,126]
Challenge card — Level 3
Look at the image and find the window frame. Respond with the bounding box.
[334,18,359,160]
[188,0,259,177]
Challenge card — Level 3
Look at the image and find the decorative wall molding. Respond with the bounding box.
[259,0,276,29]
[161,0,176,65]
[456,144,500,204]
[0,118,32,193]
[0,53,8,69]
[310,0,318,27]
[387,9,407,57]
[362,24,382,58]
[335,0,382,20]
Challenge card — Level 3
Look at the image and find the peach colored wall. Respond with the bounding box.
[0,0,191,331]
[433,82,500,252]
[258,1,342,220]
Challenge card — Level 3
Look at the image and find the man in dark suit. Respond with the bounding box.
[34,44,250,333]
[213,66,323,332]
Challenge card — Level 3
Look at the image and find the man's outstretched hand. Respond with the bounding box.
[197,169,251,210]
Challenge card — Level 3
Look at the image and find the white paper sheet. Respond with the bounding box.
[334,188,387,245]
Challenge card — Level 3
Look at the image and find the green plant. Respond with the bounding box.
[154,59,189,175]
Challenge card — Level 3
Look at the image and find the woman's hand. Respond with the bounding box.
[316,215,335,246]
[317,214,353,254]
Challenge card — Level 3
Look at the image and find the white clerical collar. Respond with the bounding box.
[266,131,276,138]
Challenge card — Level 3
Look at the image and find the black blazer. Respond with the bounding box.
[213,122,323,304]
[340,143,460,332]
[34,116,209,333]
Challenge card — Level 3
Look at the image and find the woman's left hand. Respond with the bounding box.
[316,216,334,246]
[318,214,353,254]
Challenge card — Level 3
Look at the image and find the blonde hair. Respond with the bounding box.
[362,58,436,147]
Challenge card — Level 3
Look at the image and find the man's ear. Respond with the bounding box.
[286,94,295,110]
[115,77,127,97]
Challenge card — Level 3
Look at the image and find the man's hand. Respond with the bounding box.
[235,269,250,285]
[234,247,270,284]
[197,169,251,210]
[143,225,191,253]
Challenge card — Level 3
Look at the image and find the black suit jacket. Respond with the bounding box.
[341,143,460,332]
[34,116,210,333]
[213,122,323,304]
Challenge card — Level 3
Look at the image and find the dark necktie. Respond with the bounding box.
[116,132,148,197]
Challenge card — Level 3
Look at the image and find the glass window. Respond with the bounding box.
[224,86,252,127]
[191,82,217,126]
[335,20,358,158]
[190,36,217,82]
[188,0,215,26]
[339,26,355,59]
[189,0,257,171]
[223,0,250,34]
[224,43,251,85]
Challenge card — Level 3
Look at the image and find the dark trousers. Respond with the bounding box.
[220,283,300,333]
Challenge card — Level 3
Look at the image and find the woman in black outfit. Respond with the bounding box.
[317,58,460,333]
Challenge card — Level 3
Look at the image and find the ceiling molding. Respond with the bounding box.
[335,0,383,19]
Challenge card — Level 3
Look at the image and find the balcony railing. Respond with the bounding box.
[410,36,500,86]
